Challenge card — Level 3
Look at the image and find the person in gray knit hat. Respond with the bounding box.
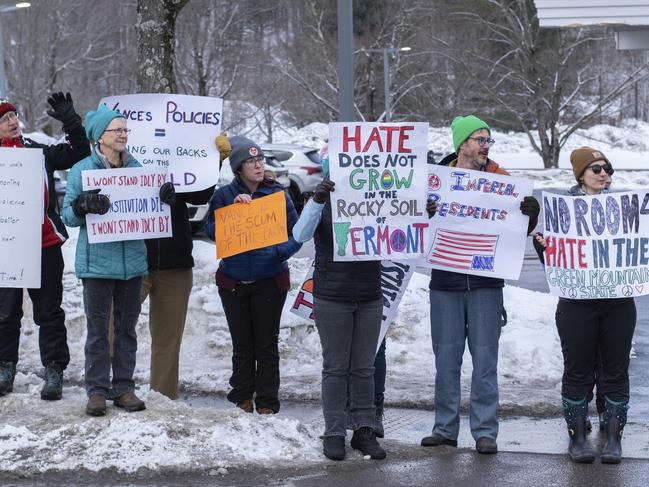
[205,135,301,415]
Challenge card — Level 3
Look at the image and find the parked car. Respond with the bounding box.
[260,143,323,213]
[188,153,290,234]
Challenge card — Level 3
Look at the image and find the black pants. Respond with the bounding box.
[556,298,636,403]
[0,245,70,368]
[218,277,287,412]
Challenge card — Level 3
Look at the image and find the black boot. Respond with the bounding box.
[374,398,385,438]
[41,363,63,400]
[0,361,16,396]
[601,397,628,464]
[350,427,386,459]
[563,397,595,463]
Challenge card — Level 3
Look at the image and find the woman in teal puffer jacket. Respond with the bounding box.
[63,104,174,417]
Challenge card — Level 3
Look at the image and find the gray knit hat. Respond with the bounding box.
[229,136,264,173]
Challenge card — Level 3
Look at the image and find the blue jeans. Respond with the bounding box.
[83,277,142,398]
[314,297,382,437]
[429,288,504,441]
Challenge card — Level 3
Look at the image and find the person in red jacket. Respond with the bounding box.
[0,93,90,400]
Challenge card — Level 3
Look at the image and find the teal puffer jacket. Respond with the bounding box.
[62,149,148,280]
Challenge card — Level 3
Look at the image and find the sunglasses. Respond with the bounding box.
[588,163,614,176]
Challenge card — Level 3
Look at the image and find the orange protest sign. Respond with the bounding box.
[214,191,288,259]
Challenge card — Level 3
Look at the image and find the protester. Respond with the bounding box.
[533,147,634,464]
[205,135,300,415]
[292,147,437,461]
[0,93,90,401]
[421,115,539,454]
[62,104,175,416]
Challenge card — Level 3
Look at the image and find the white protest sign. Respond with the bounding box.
[328,122,430,261]
[100,94,222,193]
[542,190,649,299]
[0,148,43,288]
[290,260,414,352]
[82,167,172,243]
[423,164,533,280]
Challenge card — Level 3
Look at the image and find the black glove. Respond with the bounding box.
[159,181,176,206]
[73,189,110,217]
[520,196,540,219]
[313,179,335,204]
[47,91,80,128]
[426,199,438,218]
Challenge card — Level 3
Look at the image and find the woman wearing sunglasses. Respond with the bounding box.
[534,147,635,464]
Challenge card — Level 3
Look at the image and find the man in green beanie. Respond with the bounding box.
[421,115,540,454]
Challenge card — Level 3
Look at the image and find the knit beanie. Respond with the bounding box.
[0,100,17,118]
[229,135,264,173]
[451,115,490,152]
[85,104,124,143]
[570,146,611,182]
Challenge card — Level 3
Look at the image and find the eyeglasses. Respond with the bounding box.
[588,163,614,176]
[104,128,131,135]
[0,111,18,124]
[242,156,265,166]
[468,136,495,147]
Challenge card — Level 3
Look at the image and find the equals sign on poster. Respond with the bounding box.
[154,128,166,137]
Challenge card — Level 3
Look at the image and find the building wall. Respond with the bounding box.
[535,1,649,26]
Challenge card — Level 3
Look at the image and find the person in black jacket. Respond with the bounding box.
[0,93,90,400]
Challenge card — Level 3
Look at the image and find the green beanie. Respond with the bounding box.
[451,115,490,152]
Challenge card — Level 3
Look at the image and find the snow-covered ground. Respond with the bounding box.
[3,120,648,474]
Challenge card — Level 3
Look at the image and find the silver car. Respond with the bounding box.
[260,144,324,212]
[188,154,291,234]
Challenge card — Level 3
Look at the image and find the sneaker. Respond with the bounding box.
[0,361,16,396]
[350,427,386,460]
[41,363,63,401]
[113,391,146,412]
[236,399,254,413]
[421,434,458,447]
[323,436,346,461]
[86,394,107,416]
[476,437,498,454]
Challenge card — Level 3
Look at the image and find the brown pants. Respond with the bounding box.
[109,268,193,399]
[141,268,193,399]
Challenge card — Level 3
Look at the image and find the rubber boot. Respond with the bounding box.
[600,397,628,464]
[562,396,595,463]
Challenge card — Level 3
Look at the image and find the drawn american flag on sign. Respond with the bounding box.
[427,229,499,271]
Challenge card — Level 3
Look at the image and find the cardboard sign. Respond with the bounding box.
[214,191,288,259]
[100,94,223,193]
[328,122,430,261]
[0,148,43,288]
[82,167,172,243]
[542,190,649,299]
[290,260,415,353]
[423,164,534,280]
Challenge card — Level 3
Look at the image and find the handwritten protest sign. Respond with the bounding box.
[328,122,430,261]
[423,165,533,280]
[100,94,222,193]
[0,148,43,288]
[82,167,172,244]
[214,191,288,259]
[290,260,414,352]
[542,190,649,299]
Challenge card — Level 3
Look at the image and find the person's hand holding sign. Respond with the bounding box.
[234,194,253,204]
[426,199,438,218]
[313,180,335,204]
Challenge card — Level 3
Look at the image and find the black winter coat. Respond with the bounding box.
[145,185,215,270]
[313,202,381,302]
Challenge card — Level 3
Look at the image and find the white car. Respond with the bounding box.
[188,154,290,234]
[260,144,323,212]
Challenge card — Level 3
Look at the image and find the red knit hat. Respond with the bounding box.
[0,100,17,118]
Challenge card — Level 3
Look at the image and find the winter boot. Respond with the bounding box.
[562,396,595,463]
[374,398,385,438]
[0,361,16,395]
[323,436,346,461]
[350,426,386,459]
[600,397,628,464]
[41,363,63,401]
